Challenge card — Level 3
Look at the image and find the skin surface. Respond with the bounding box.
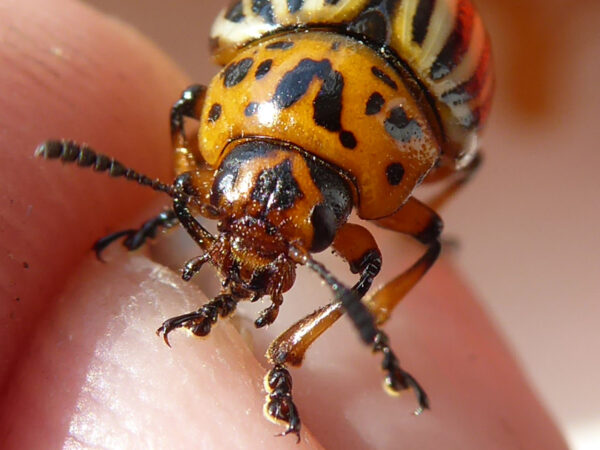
[0,0,568,448]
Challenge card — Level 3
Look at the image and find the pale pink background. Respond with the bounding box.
[81,1,600,448]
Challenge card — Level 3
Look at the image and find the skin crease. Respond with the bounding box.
[0,0,568,448]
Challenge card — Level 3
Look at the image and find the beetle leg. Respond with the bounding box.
[426,153,483,211]
[266,224,381,366]
[261,226,381,435]
[264,364,301,442]
[265,200,441,417]
[370,197,442,324]
[170,84,207,149]
[182,253,211,281]
[255,293,283,328]
[93,209,179,260]
[172,172,216,252]
[332,223,382,296]
[156,293,238,346]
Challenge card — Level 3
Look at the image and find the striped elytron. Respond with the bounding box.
[36,0,493,439]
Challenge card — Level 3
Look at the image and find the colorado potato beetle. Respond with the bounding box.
[36,0,493,439]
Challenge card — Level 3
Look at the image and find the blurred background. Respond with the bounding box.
[80,1,600,448]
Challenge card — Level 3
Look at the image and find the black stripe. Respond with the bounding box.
[384,0,402,15]
[287,0,304,13]
[252,0,275,24]
[225,1,245,23]
[412,0,436,45]
[430,2,473,80]
[349,10,389,43]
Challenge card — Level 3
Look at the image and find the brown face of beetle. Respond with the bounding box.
[207,139,353,291]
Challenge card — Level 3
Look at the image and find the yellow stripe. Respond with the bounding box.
[420,0,457,71]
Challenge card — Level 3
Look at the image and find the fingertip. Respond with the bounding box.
[0,254,321,448]
[0,0,189,386]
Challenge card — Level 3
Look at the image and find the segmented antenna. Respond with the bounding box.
[34,140,175,197]
[288,246,378,344]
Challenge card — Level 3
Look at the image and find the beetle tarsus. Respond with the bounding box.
[264,364,301,442]
[92,210,178,260]
[156,294,238,344]
[374,330,430,411]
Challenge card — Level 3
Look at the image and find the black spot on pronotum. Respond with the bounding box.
[245,102,259,117]
[251,159,303,211]
[371,66,398,90]
[365,92,385,115]
[339,131,357,149]
[223,58,254,87]
[331,41,341,51]
[225,1,245,23]
[384,107,423,142]
[287,0,304,13]
[255,59,273,79]
[266,41,295,50]
[208,103,222,123]
[386,163,405,185]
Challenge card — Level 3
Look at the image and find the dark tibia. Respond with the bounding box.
[170,84,207,146]
[93,210,178,260]
[351,249,382,297]
[156,294,238,346]
[172,172,215,252]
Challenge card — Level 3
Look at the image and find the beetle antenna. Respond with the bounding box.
[35,139,175,197]
[288,246,378,344]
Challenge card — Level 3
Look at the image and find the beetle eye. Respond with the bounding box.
[310,204,337,252]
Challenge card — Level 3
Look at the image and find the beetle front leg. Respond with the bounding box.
[156,293,238,346]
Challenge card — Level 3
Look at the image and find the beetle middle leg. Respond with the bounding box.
[93,209,179,259]
[261,224,382,436]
